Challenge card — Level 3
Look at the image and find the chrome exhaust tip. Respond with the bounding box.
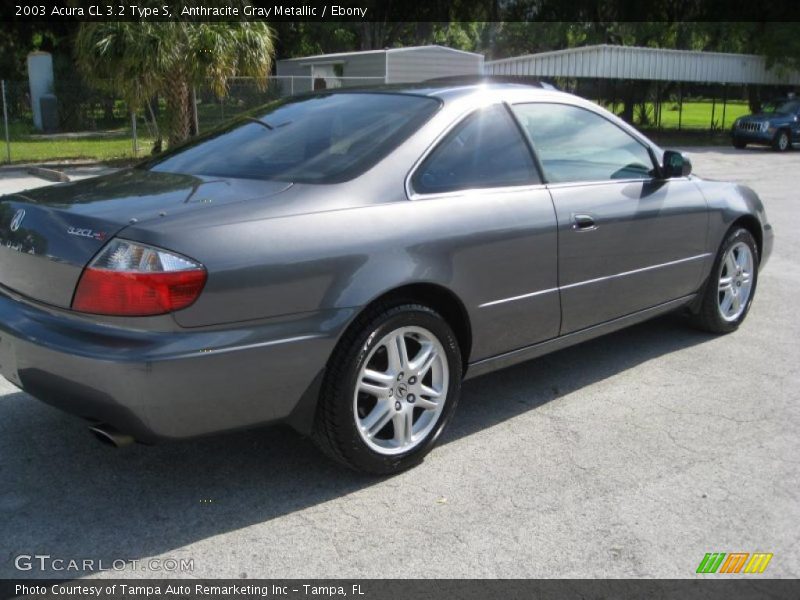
[89,424,135,448]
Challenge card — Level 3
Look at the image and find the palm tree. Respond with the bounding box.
[75,21,274,149]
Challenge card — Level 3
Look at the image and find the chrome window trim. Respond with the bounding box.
[478,253,711,309]
[542,175,691,189]
[545,178,654,190]
[408,182,549,202]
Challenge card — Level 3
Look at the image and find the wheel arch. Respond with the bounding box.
[370,283,471,370]
[343,282,473,372]
[730,215,763,262]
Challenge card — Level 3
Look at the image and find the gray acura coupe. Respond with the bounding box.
[0,83,773,474]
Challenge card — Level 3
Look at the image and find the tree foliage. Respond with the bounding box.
[74,21,274,146]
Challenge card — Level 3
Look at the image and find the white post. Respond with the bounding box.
[2,80,10,163]
[131,110,138,157]
[27,51,54,131]
[192,87,199,135]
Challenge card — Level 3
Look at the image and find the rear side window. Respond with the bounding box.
[147,93,440,184]
[512,103,656,183]
[411,104,539,195]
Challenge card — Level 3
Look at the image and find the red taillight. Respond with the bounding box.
[73,268,207,316]
[72,239,207,316]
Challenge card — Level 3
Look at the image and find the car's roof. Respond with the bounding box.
[416,82,551,99]
[316,81,563,103]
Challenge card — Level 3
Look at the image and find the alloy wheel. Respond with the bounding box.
[718,241,754,322]
[353,326,449,455]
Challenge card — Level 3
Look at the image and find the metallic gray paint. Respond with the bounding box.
[0,84,773,441]
[0,170,291,310]
[0,286,350,440]
[548,178,710,333]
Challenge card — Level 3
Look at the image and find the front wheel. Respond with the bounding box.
[732,138,746,149]
[691,227,759,334]
[313,302,462,475]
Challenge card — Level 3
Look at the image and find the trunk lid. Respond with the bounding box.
[0,169,291,307]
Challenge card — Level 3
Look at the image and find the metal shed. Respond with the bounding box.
[276,45,484,93]
[485,44,800,85]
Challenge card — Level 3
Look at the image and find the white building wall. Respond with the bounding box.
[386,47,483,84]
[341,53,387,79]
[277,52,387,92]
[277,46,482,88]
[275,59,308,78]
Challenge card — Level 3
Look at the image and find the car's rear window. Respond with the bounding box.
[146,93,440,184]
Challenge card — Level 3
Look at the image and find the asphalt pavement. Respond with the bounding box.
[1,148,797,579]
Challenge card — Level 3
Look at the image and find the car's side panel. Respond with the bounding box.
[127,186,560,362]
[466,294,697,380]
[549,178,709,334]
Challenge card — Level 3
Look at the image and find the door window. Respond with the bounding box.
[412,104,539,194]
[512,103,656,183]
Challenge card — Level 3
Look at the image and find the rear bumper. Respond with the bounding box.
[0,289,350,441]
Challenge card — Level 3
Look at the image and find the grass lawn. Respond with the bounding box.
[5,135,154,163]
[607,100,752,130]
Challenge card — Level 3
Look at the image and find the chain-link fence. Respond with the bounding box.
[0,75,386,164]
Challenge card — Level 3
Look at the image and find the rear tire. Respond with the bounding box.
[691,227,759,334]
[313,302,462,475]
[773,130,790,152]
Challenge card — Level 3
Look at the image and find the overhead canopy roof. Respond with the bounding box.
[279,45,483,64]
[485,44,800,85]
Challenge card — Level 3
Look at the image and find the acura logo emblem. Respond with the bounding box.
[10,209,25,232]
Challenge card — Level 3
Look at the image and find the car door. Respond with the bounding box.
[408,103,561,360]
[511,102,709,335]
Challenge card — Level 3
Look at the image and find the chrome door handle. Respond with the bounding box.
[572,214,597,231]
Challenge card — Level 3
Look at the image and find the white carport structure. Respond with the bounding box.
[485,44,800,85]
[485,45,800,130]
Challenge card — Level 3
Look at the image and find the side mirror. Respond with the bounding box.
[662,150,692,178]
